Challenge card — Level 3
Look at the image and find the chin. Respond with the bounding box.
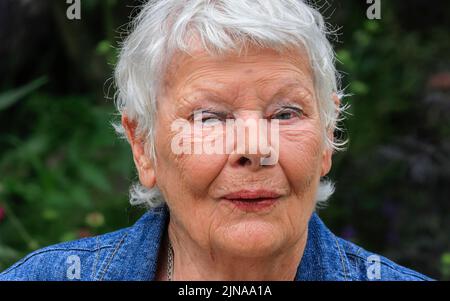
[214,220,284,258]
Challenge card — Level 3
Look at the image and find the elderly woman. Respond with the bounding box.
[0,0,430,281]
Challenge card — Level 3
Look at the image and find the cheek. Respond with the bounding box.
[176,154,227,197]
[278,124,323,193]
[155,120,228,199]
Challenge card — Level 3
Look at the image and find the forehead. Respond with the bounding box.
[163,45,314,98]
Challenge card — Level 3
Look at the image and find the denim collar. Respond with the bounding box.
[295,213,352,280]
[99,205,351,281]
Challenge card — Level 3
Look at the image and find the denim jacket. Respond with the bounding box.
[0,206,431,281]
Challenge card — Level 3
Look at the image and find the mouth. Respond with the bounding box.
[221,189,281,212]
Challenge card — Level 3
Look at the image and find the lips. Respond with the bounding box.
[223,189,281,200]
[222,189,281,211]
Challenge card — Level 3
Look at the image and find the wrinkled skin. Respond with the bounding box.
[122,45,338,280]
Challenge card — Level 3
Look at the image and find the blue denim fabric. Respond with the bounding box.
[0,205,432,281]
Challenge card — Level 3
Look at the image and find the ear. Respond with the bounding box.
[121,114,156,189]
[320,93,340,177]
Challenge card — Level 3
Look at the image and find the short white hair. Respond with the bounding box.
[112,0,347,209]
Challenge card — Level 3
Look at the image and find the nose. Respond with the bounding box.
[228,151,272,171]
[227,115,277,171]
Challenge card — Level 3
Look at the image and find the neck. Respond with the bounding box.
[162,223,307,281]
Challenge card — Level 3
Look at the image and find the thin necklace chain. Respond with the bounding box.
[167,239,174,281]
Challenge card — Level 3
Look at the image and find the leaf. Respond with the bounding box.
[336,49,352,66]
[59,231,77,243]
[96,40,111,56]
[350,80,369,95]
[442,253,450,265]
[364,20,380,33]
[42,208,59,221]
[0,77,48,111]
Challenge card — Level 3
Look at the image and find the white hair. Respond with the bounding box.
[112,0,347,209]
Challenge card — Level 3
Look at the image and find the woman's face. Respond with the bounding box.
[151,46,333,257]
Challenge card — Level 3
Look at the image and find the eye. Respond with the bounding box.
[191,109,228,125]
[200,115,222,124]
[271,107,303,120]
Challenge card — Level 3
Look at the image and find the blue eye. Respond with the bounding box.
[272,107,303,120]
[273,111,295,120]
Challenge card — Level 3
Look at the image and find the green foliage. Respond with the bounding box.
[323,1,450,279]
[0,93,137,270]
[442,253,450,280]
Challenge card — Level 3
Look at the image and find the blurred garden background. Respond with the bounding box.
[0,0,449,279]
